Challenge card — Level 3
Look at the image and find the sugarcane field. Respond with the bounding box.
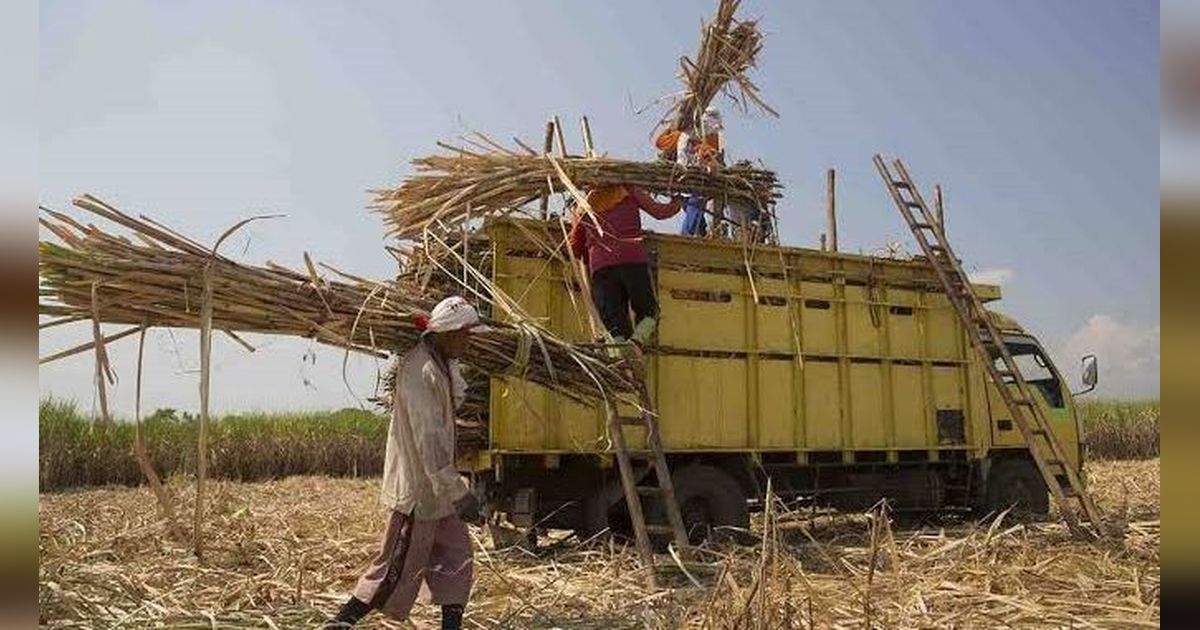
[37,1,1162,628]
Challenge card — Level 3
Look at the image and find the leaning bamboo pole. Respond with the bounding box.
[89,282,112,425]
[194,259,214,559]
[132,326,185,542]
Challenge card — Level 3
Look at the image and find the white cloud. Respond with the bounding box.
[1059,315,1160,398]
[969,268,1014,286]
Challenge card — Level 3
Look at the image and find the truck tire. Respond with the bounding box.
[985,458,1049,521]
[576,488,613,542]
[650,464,750,547]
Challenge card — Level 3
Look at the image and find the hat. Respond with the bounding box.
[423,296,491,333]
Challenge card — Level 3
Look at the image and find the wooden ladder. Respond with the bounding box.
[873,155,1104,537]
[604,351,690,582]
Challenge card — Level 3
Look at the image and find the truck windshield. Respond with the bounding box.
[991,341,1065,409]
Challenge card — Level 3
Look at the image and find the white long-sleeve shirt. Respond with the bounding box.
[379,338,470,519]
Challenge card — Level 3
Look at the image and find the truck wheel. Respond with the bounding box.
[576,489,612,542]
[651,464,749,547]
[985,459,1049,521]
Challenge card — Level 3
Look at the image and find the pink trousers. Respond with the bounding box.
[353,511,473,620]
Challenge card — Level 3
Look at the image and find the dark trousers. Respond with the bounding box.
[590,263,657,340]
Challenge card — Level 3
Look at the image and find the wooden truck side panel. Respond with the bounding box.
[487,219,1002,460]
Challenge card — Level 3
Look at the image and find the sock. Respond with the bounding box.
[329,596,371,627]
[442,604,465,630]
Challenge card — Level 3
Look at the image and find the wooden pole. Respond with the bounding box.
[463,204,471,287]
[580,116,595,158]
[539,119,554,219]
[603,396,655,587]
[933,184,945,237]
[541,119,555,156]
[825,169,838,252]
[90,282,111,425]
[194,266,214,559]
[134,326,185,541]
[552,115,567,158]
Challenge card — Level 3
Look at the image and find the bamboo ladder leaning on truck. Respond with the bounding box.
[873,155,1105,538]
[603,352,690,584]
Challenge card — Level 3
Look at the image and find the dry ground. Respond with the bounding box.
[39,460,1159,629]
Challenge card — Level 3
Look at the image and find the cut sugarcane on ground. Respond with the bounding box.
[38,459,1159,628]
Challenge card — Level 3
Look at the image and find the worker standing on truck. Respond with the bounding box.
[655,106,725,237]
[568,185,684,346]
[328,296,487,630]
[726,159,772,243]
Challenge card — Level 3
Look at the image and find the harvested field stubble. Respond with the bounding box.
[39,460,1159,628]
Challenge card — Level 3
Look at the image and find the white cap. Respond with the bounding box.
[426,296,491,333]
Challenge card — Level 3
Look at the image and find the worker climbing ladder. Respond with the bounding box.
[603,350,690,583]
[873,155,1105,538]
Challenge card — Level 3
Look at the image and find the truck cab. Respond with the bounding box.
[977,312,1095,518]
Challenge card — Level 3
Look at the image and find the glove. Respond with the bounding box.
[454,492,483,525]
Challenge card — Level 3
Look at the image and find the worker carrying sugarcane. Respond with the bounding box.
[654,106,725,237]
[568,185,684,347]
[328,296,487,630]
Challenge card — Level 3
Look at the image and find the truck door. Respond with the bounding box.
[987,339,1078,467]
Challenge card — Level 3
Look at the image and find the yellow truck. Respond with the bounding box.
[466,218,1097,542]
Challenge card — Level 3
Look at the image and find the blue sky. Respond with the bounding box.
[38,0,1160,415]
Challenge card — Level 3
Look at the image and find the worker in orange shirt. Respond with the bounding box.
[654,106,725,237]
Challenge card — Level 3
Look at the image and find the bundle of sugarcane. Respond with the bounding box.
[372,146,781,240]
[662,0,777,134]
[39,195,640,405]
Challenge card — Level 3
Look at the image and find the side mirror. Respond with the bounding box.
[1074,354,1098,396]
[1082,355,1098,387]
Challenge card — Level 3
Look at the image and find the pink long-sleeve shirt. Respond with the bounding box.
[568,187,681,273]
